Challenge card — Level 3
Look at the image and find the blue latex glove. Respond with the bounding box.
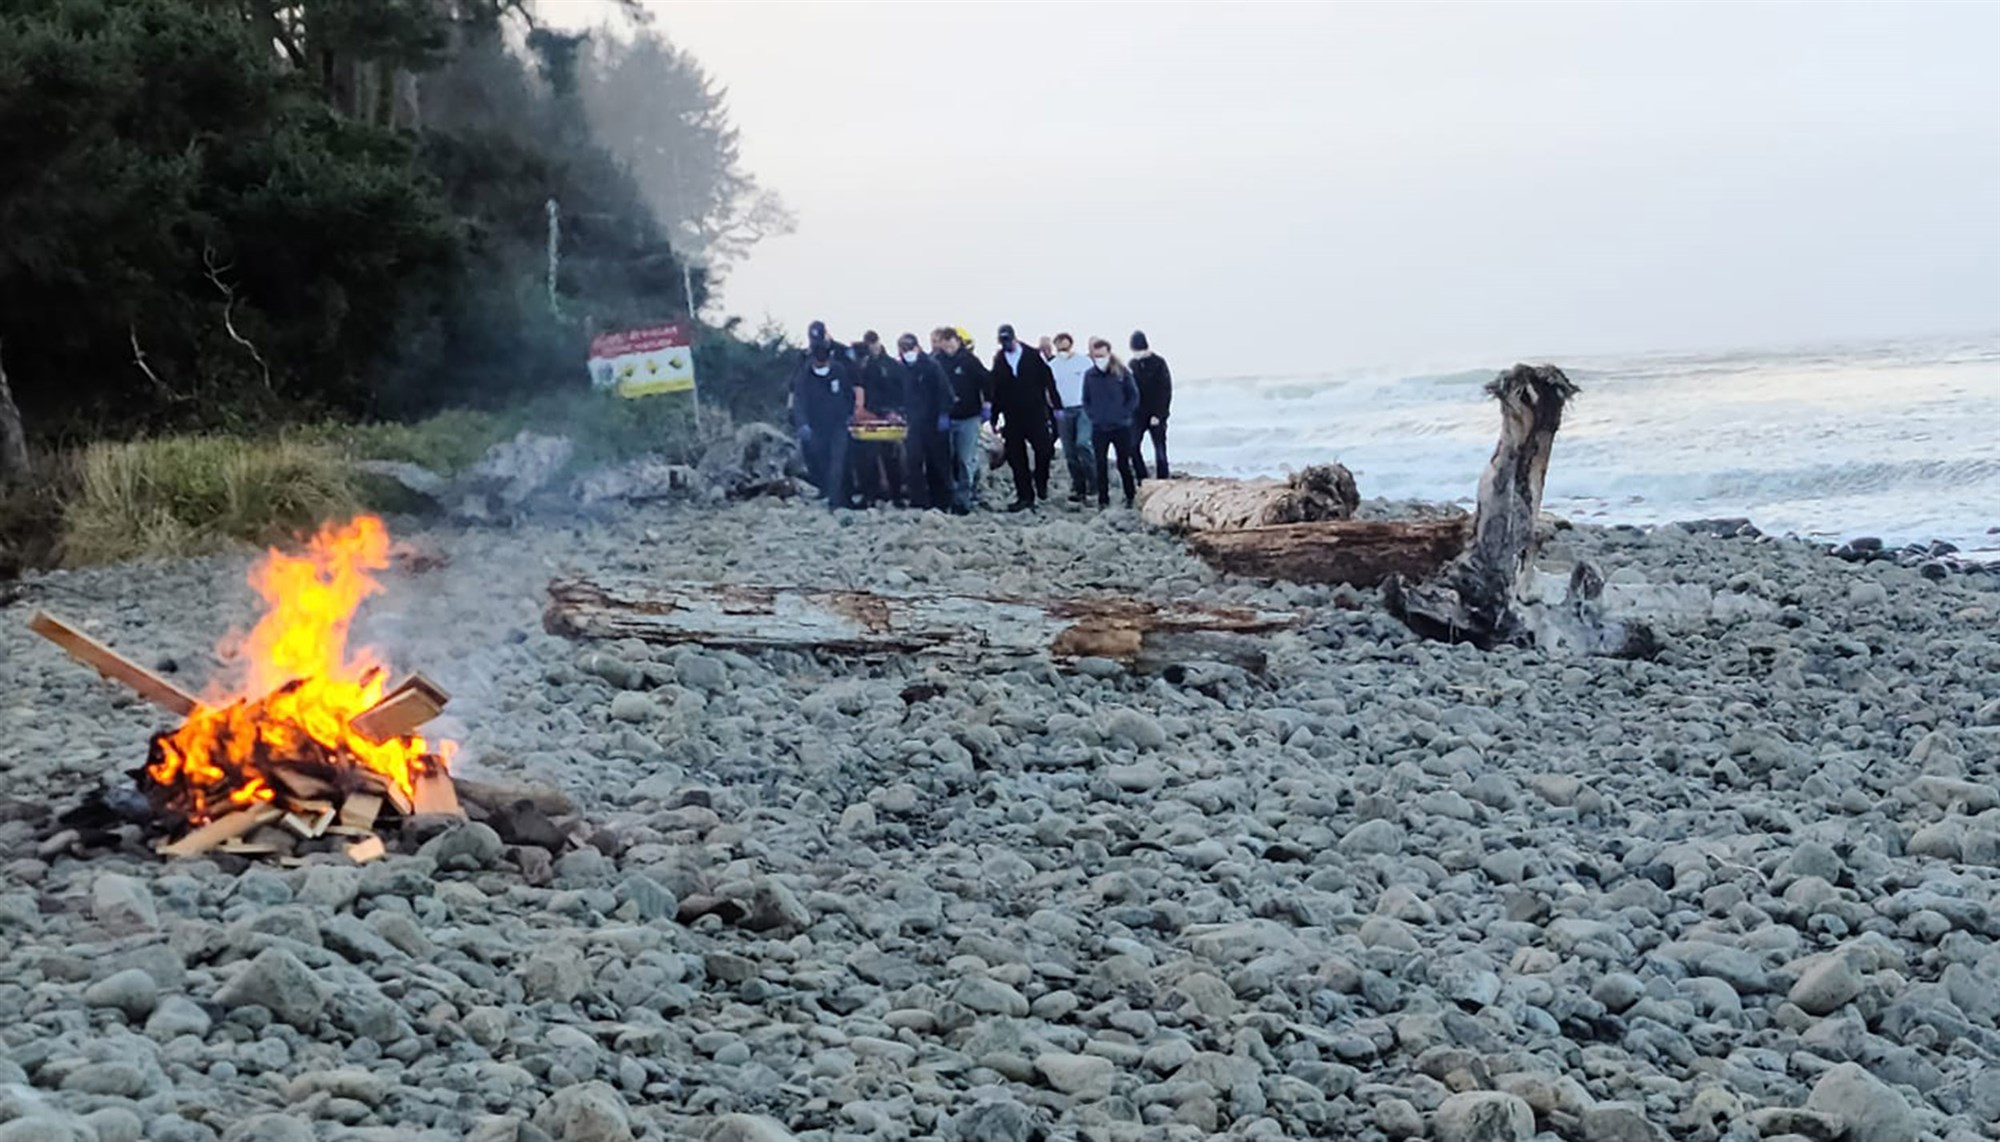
[981,402,993,422]
[936,415,951,433]
[799,424,813,443]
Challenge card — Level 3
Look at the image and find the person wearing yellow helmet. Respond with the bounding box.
[932,326,990,514]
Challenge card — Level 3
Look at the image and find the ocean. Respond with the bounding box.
[1172,333,2000,560]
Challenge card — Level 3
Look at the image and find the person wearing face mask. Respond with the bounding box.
[989,323,1062,512]
[792,340,859,509]
[1128,330,1173,481]
[1082,338,1141,508]
[894,332,953,510]
[850,330,904,506]
[1046,332,1094,502]
[933,326,991,514]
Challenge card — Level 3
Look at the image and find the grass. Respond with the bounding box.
[7,388,727,572]
[61,436,363,566]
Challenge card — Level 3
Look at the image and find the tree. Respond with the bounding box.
[0,0,458,435]
[0,339,28,484]
[0,0,791,437]
[579,30,795,296]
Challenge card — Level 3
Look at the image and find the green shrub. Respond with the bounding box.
[296,408,516,475]
[62,435,362,565]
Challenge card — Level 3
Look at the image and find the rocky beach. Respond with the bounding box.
[2,486,1998,1142]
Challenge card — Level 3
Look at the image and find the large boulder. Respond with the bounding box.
[354,430,574,523]
[574,456,707,505]
[698,423,804,499]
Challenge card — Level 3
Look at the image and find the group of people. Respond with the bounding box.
[788,320,1173,514]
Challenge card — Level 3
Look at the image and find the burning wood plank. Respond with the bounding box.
[158,805,283,858]
[28,611,200,717]
[410,771,463,818]
[345,835,386,864]
[544,580,1300,675]
[271,768,336,801]
[340,792,382,832]
[349,674,450,743]
[281,808,334,839]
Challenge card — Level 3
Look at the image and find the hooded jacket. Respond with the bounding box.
[1131,352,1173,421]
[1081,362,1141,432]
[989,344,1062,430]
[938,347,990,420]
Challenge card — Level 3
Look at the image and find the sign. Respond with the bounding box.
[588,323,697,398]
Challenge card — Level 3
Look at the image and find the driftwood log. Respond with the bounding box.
[1384,364,1657,657]
[545,579,1300,675]
[1189,518,1473,588]
[1137,464,1359,533]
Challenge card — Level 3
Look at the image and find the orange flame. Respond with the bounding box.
[145,516,451,823]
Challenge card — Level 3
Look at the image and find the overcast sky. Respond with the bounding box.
[549,0,2000,379]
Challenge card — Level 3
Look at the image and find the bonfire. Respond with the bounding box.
[32,515,460,861]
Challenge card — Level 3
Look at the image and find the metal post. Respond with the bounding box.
[545,198,561,319]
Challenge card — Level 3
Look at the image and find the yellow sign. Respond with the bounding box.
[589,324,697,398]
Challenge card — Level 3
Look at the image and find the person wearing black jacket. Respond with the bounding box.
[1128,330,1173,480]
[894,332,954,510]
[791,341,859,509]
[933,326,990,514]
[989,323,1062,511]
[851,331,903,505]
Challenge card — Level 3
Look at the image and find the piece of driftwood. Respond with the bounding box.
[1187,518,1473,588]
[1137,464,1359,533]
[28,611,200,716]
[349,674,449,743]
[544,579,1300,674]
[1384,365,1657,657]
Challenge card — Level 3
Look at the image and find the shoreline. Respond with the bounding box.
[1,497,1996,1139]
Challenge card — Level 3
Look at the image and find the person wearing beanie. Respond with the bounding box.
[989,323,1063,511]
[1047,333,1094,501]
[1128,330,1173,480]
[1081,338,1141,508]
[895,332,954,509]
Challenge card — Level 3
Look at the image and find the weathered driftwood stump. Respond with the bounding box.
[1384,364,1657,657]
[1189,518,1473,589]
[1137,463,1359,533]
[544,579,1301,675]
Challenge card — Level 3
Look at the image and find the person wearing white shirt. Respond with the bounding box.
[1047,332,1094,501]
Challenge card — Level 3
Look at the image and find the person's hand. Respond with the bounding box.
[981,402,993,422]
[799,424,813,442]
[936,415,951,433]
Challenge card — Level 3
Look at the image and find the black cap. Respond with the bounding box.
[1130,330,1149,352]
[997,324,1016,343]
[808,319,828,344]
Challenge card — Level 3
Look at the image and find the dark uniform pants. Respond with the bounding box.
[1002,413,1054,505]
